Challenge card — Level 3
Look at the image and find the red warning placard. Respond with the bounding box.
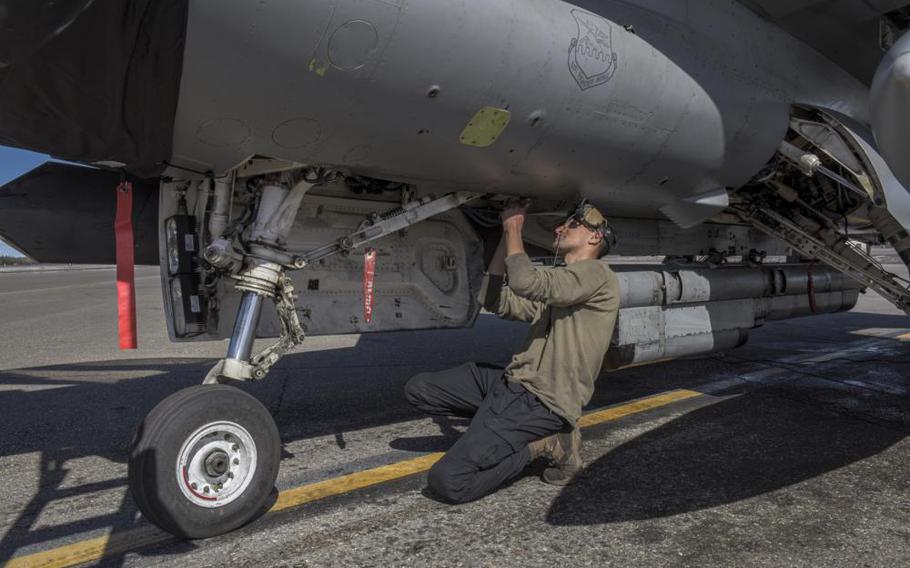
[363,248,377,323]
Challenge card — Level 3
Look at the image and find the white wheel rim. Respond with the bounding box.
[176,421,258,508]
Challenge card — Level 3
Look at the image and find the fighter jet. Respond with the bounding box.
[1,0,910,539]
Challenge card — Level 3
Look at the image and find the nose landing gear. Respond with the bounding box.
[128,175,478,538]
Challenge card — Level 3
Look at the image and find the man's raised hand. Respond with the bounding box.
[500,200,529,233]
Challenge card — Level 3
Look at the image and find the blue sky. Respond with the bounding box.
[0,145,52,256]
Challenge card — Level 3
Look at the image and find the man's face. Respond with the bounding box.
[553,216,598,255]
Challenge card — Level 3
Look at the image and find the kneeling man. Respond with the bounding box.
[405,200,620,503]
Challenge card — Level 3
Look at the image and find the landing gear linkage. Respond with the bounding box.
[205,189,480,383]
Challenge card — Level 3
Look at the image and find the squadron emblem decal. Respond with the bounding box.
[567,9,618,91]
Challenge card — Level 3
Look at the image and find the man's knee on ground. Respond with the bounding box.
[404,373,431,410]
[427,460,472,504]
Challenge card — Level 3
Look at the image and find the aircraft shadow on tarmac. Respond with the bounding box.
[546,388,909,526]
[0,311,907,563]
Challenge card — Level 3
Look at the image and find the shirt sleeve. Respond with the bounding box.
[478,272,543,323]
[504,252,608,307]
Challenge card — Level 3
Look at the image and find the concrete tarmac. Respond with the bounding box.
[0,265,908,567]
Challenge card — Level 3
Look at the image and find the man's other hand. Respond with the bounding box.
[501,202,528,232]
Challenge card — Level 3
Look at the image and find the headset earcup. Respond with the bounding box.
[603,224,616,254]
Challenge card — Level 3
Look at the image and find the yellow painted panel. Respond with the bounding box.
[458,107,511,147]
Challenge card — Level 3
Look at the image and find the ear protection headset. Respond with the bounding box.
[568,199,616,255]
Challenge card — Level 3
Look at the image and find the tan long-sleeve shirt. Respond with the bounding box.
[479,252,620,423]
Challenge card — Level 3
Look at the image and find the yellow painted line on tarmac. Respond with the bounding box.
[5,388,703,568]
[898,333,910,342]
[3,528,165,568]
[270,452,443,512]
[578,389,702,428]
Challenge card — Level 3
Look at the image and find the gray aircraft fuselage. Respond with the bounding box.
[169,0,869,221]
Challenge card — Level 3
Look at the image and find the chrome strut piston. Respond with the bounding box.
[226,292,264,362]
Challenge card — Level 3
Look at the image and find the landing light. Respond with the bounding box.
[165,214,205,337]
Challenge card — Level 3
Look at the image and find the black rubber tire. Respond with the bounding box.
[128,384,280,539]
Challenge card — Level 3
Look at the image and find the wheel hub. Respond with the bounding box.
[176,421,258,508]
[204,450,230,477]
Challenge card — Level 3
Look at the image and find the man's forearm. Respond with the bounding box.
[504,225,526,258]
[487,234,508,276]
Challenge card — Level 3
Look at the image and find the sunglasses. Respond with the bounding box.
[561,217,586,229]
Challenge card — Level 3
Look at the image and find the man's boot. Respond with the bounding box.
[528,433,559,461]
[527,428,583,486]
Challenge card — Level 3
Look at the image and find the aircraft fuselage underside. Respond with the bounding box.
[168,0,869,224]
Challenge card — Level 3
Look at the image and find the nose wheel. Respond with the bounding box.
[128,385,280,539]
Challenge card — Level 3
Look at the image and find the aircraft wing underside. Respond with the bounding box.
[0,0,188,178]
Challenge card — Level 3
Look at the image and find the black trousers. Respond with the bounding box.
[405,362,566,503]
